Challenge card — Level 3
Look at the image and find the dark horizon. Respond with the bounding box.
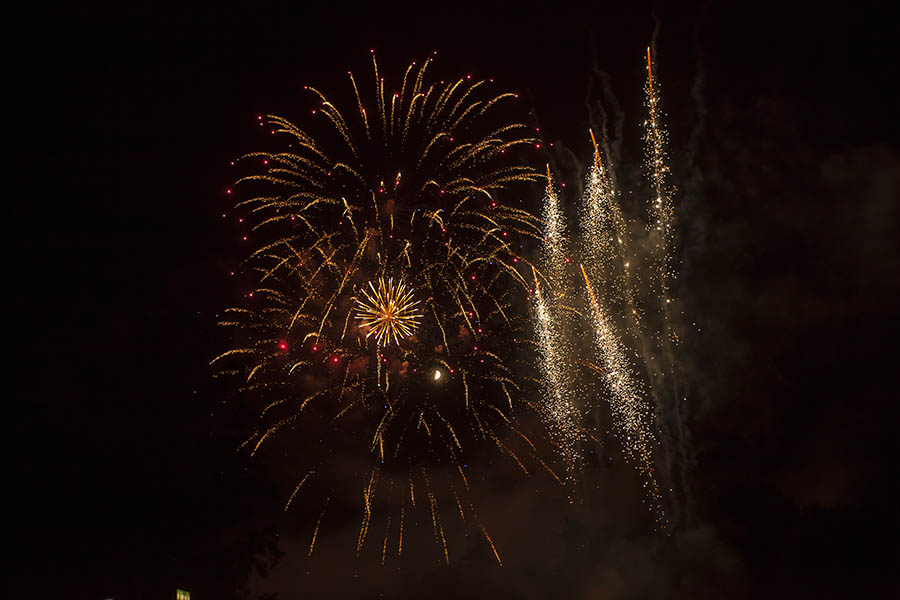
[12,1,898,598]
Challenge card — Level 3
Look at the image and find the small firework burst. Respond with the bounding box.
[355,278,423,346]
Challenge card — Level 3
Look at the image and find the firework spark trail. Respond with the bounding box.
[582,131,634,314]
[645,47,675,299]
[580,265,665,524]
[284,470,314,511]
[213,53,557,561]
[539,48,695,526]
[581,101,661,423]
[573,111,667,525]
[581,131,659,392]
[533,168,583,476]
[308,498,330,556]
[579,130,666,489]
[644,46,692,524]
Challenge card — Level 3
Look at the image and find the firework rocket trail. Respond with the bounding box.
[580,265,665,524]
[576,127,667,523]
[644,46,691,523]
[533,167,583,477]
[528,48,693,524]
[645,47,675,301]
[581,130,639,320]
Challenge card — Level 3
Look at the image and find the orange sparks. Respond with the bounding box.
[308,499,329,556]
[480,523,502,566]
[589,128,601,167]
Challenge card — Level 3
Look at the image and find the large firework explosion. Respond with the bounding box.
[212,53,568,564]
[214,46,694,564]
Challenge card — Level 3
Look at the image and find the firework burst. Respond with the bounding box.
[212,53,554,564]
[355,277,423,347]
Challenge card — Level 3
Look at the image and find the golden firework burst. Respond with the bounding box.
[355,278,423,346]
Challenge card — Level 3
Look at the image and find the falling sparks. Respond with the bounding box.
[643,46,691,525]
[529,47,690,524]
[308,498,330,556]
[284,470,314,511]
[644,46,676,299]
[582,129,636,318]
[531,169,584,476]
[581,266,664,520]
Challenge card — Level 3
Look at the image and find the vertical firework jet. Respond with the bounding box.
[582,129,656,375]
[581,131,633,314]
[645,47,676,302]
[580,265,665,523]
[533,48,692,524]
[578,131,664,522]
[533,167,583,477]
[644,46,692,523]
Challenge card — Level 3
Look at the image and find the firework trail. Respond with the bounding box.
[643,47,692,523]
[212,53,554,563]
[581,130,632,313]
[645,47,675,300]
[532,169,583,476]
[572,130,666,524]
[580,265,665,523]
[533,48,693,524]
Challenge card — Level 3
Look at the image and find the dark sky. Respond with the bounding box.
[12,1,899,598]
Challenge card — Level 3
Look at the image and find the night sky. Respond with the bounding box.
[12,1,899,598]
